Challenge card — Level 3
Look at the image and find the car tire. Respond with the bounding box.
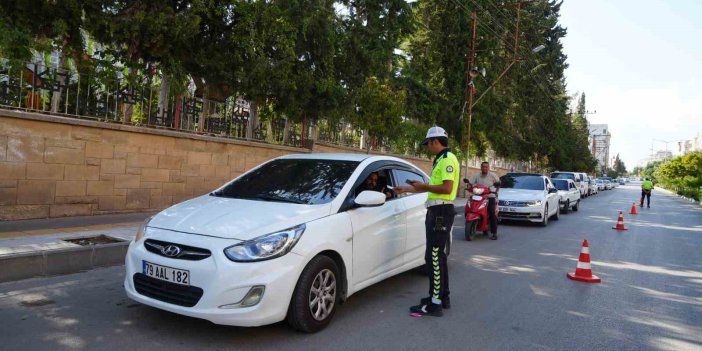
[465,221,477,241]
[562,200,570,214]
[541,204,549,227]
[572,199,579,212]
[287,255,340,333]
[553,203,560,221]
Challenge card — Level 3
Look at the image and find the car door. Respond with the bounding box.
[348,167,408,287]
[392,168,429,266]
[569,181,579,202]
[545,178,559,216]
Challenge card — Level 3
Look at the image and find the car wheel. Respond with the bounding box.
[572,199,579,212]
[553,203,560,220]
[287,255,339,333]
[562,200,570,214]
[541,204,549,227]
[465,221,477,241]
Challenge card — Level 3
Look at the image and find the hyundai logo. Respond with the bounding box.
[504,201,510,206]
[161,245,181,257]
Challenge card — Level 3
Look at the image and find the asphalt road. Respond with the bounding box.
[1,184,701,351]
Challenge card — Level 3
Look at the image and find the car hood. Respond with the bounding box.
[148,195,331,240]
[499,188,545,201]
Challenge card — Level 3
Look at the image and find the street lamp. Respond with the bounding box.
[531,45,546,53]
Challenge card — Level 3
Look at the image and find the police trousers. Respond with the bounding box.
[425,204,455,302]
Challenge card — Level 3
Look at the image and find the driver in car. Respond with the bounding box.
[355,172,394,199]
[467,161,500,240]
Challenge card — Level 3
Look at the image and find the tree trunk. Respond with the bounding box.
[122,69,136,125]
[246,99,259,139]
[282,117,290,144]
[156,75,170,124]
[50,53,69,114]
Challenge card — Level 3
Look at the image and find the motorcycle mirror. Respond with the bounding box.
[463,178,469,183]
[493,181,501,187]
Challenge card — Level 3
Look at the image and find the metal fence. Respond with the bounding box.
[0,59,533,166]
[0,60,310,147]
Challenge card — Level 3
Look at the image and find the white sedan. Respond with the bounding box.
[552,178,580,213]
[124,154,442,333]
[497,173,560,226]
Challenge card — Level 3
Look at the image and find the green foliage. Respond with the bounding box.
[0,0,595,167]
[353,76,406,146]
[645,152,701,200]
[612,154,627,176]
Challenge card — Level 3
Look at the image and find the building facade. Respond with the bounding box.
[588,124,611,172]
[678,132,702,155]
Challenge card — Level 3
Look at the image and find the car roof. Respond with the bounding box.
[506,172,543,177]
[278,153,374,162]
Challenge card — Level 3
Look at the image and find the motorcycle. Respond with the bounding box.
[463,179,500,241]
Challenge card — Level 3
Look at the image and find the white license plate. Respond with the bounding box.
[499,207,516,212]
[471,195,482,201]
[143,261,190,286]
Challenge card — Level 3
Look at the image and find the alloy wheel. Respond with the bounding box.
[308,269,336,321]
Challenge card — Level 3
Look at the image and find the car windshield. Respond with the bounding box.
[553,179,569,191]
[212,159,359,205]
[500,175,545,190]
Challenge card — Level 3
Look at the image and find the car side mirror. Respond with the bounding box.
[548,188,558,194]
[354,191,386,207]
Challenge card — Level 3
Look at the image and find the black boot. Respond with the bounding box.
[420,296,450,309]
[410,302,443,317]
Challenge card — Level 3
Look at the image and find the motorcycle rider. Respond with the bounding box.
[641,177,654,208]
[467,161,500,240]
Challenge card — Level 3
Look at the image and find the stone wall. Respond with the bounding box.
[1,110,464,220]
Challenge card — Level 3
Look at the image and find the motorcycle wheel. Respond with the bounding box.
[465,221,477,241]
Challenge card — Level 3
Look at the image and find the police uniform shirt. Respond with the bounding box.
[427,148,460,202]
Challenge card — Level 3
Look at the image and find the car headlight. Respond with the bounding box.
[134,217,153,242]
[526,200,542,207]
[224,224,306,262]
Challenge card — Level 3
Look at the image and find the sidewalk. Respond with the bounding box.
[0,200,467,283]
[0,212,153,283]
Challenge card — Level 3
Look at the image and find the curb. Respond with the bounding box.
[656,187,702,206]
[0,241,129,283]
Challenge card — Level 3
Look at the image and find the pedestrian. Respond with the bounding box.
[641,177,654,208]
[467,161,500,240]
[395,126,459,317]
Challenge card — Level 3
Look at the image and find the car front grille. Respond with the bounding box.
[133,273,204,307]
[498,200,530,207]
[144,239,212,261]
[499,212,542,220]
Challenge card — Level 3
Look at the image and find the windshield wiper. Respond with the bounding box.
[254,195,307,204]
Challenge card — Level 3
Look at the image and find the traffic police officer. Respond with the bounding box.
[396,126,460,317]
[641,177,654,208]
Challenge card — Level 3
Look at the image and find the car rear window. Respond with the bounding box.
[500,175,545,190]
[213,159,360,205]
[551,173,575,181]
[553,179,569,191]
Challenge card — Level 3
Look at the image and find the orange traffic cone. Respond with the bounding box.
[567,240,601,283]
[612,211,628,230]
[630,202,638,215]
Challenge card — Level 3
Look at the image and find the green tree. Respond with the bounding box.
[353,76,406,151]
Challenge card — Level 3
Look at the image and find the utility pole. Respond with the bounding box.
[463,11,477,182]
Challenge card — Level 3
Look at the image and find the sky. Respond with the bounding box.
[559,0,702,168]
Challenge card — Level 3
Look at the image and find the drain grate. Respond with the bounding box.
[63,235,125,246]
